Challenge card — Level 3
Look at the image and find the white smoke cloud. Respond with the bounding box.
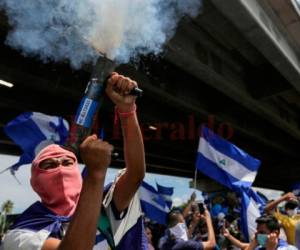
[0,0,202,69]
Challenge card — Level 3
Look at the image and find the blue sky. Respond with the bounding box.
[0,154,203,214]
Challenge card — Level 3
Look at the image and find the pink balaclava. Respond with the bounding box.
[31,144,82,216]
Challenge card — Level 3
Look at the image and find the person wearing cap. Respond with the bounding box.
[245,215,297,250]
[265,192,300,247]
[0,73,146,250]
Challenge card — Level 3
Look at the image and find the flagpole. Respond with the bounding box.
[194,168,197,190]
[12,173,21,185]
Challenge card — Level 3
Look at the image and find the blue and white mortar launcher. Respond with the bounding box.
[65,56,143,155]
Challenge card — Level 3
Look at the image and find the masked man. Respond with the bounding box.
[0,73,147,250]
[245,215,297,250]
[160,208,216,250]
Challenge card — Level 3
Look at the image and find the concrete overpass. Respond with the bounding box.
[0,0,300,191]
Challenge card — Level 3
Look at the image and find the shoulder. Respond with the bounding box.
[1,228,50,250]
[274,210,285,218]
[105,193,142,244]
[274,210,290,222]
[103,169,141,218]
[102,169,126,208]
[294,215,300,220]
[102,173,143,247]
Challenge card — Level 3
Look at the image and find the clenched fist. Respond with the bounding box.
[80,134,113,180]
[106,72,138,112]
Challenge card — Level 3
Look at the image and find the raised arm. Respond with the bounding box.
[106,73,146,212]
[222,228,249,250]
[187,211,201,239]
[244,235,258,250]
[183,192,196,219]
[265,192,297,214]
[201,209,216,249]
[42,135,113,250]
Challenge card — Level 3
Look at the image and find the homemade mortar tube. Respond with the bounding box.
[65,56,142,155]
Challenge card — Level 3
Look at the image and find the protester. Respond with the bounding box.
[145,225,155,250]
[160,207,216,250]
[188,212,209,242]
[265,192,300,247]
[245,215,297,250]
[0,73,146,250]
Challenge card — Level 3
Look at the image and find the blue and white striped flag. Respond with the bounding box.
[156,183,174,209]
[3,112,69,174]
[240,187,265,241]
[196,127,261,189]
[139,181,169,225]
[196,127,264,241]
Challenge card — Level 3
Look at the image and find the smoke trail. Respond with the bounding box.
[0,0,202,69]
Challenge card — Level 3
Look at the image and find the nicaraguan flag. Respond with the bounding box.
[139,181,169,225]
[156,182,174,209]
[3,112,69,174]
[195,127,264,241]
[196,127,261,189]
[239,186,265,242]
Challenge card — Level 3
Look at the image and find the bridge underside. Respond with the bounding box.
[0,0,300,191]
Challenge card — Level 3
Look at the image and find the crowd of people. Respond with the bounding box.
[0,73,299,250]
[144,191,300,250]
